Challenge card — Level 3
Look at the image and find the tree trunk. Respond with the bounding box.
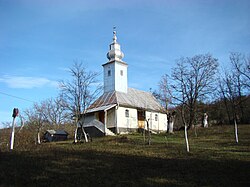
[234,119,239,143]
[82,126,88,143]
[143,127,146,143]
[181,105,190,152]
[169,122,174,133]
[147,120,151,145]
[184,125,190,152]
[220,91,231,124]
[74,127,78,143]
[74,118,79,143]
[203,113,208,128]
[188,107,195,129]
[37,131,41,144]
[194,126,198,137]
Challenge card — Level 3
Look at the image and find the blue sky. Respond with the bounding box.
[0,0,250,127]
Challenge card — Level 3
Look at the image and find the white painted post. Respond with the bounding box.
[10,117,16,150]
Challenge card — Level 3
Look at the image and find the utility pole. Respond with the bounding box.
[10,108,19,150]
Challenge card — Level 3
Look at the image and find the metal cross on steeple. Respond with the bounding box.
[113,26,117,43]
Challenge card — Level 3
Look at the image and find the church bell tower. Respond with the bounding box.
[103,29,128,93]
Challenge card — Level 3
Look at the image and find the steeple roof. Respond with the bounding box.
[106,29,125,63]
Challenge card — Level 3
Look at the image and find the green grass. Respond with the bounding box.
[0,125,250,186]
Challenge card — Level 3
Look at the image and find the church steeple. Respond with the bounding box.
[106,29,125,62]
[103,29,128,93]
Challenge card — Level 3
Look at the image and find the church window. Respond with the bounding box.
[108,70,111,76]
[125,109,129,117]
[120,70,123,76]
[155,114,158,121]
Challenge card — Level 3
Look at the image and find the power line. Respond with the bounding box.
[0,91,34,103]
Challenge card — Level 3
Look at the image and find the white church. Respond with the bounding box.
[82,30,168,136]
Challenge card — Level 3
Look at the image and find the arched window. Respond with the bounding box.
[108,70,111,76]
[155,114,158,121]
[125,109,129,117]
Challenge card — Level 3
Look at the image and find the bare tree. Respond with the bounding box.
[218,78,231,124]
[229,52,249,124]
[217,52,250,143]
[24,103,47,145]
[59,61,101,142]
[170,54,219,152]
[171,54,219,129]
[41,96,70,126]
[218,52,250,143]
[154,74,172,111]
[219,72,240,143]
[1,121,12,128]
[230,52,250,89]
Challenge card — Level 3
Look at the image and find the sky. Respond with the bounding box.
[0,0,250,128]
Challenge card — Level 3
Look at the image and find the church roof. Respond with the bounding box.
[86,88,165,113]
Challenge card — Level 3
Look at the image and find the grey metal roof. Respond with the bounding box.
[46,130,56,135]
[87,88,165,113]
[55,130,68,135]
[46,130,68,135]
[86,104,116,113]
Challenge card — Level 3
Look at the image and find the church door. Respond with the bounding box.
[137,110,145,128]
[98,111,105,124]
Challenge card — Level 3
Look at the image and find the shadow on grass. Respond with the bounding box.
[1,148,250,187]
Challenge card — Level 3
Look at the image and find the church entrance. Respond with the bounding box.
[137,110,145,128]
[98,111,105,124]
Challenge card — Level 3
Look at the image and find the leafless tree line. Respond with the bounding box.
[155,52,249,150]
[20,61,101,144]
[219,52,250,125]
[218,52,250,143]
[156,52,249,128]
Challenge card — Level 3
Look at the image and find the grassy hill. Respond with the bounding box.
[0,125,250,186]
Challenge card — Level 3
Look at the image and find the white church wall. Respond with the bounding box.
[145,111,157,131]
[103,62,128,93]
[114,62,128,93]
[116,106,137,129]
[103,63,115,93]
[145,111,168,132]
[158,113,168,131]
[106,108,116,128]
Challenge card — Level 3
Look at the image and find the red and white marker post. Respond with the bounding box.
[10,108,19,150]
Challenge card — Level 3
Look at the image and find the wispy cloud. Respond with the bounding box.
[127,54,172,71]
[0,75,58,89]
